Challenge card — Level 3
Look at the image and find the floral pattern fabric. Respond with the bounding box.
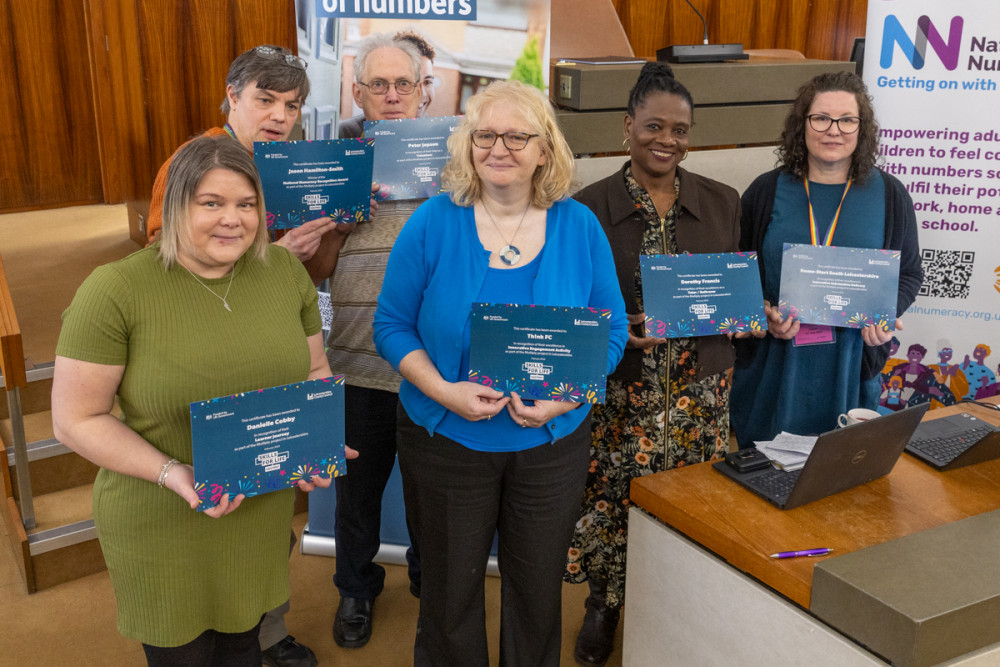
[565,167,731,610]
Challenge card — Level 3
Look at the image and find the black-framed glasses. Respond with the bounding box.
[358,79,418,95]
[806,114,861,134]
[254,46,307,70]
[470,130,539,151]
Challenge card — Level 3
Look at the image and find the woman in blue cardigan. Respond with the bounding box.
[373,79,627,666]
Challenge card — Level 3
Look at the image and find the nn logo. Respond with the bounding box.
[881,14,963,71]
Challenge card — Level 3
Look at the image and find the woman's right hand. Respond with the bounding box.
[764,300,800,340]
[626,312,666,350]
[439,381,510,421]
[164,462,246,518]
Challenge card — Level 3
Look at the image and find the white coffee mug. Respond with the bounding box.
[837,408,881,428]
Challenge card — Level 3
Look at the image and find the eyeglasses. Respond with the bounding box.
[806,114,861,134]
[470,130,539,151]
[254,46,307,70]
[358,79,418,95]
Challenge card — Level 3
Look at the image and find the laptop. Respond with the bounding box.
[905,410,1000,471]
[713,403,929,510]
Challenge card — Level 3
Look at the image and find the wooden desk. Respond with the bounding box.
[624,402,1000,665]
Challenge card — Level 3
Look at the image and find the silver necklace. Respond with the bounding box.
[184,267,235,312]
[481,201,530,266]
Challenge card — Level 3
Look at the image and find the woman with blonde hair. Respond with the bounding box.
[52,135,337,666]
[373,79,628,666]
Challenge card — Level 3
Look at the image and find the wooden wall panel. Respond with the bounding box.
[0,2,103,212]
[122,0,297,243]
[611,0,868,62]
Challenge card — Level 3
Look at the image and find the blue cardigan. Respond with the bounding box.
[373,194,629,442]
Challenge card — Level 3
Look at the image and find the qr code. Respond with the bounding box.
[919,249,974,298]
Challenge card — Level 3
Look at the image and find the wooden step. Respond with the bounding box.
[0,367,53,419]
[2,411,99,498]
[3,483,104,593]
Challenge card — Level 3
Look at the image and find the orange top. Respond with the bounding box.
[146,126,230,239]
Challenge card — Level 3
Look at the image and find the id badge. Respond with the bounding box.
[793,324,836,346]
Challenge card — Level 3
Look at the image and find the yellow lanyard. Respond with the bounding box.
[803,175,852,246]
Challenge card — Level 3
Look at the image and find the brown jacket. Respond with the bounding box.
[573,163,741,382]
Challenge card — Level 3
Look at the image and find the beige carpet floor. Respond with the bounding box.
[0,204,621,666]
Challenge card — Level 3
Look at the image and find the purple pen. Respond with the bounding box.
[769,548,834,559]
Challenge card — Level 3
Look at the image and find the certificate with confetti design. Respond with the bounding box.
[254,138,374,230]
[365,116,461,200]
[468,303,611,404]
[190,376,346,512]
[640,252,766,338]
[778,244,900,329]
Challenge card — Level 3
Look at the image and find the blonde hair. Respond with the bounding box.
[442,79,574,209]
[159,134,269,269]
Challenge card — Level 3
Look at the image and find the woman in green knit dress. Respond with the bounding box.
[52,136,342,666]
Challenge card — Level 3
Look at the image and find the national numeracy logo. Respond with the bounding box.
[880,14,963,71]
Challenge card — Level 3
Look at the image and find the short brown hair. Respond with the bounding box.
[395,30,435,61]
[221,45,310,114]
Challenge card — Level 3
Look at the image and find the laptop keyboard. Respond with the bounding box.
[748,468,802,502]
[909,426,995,463]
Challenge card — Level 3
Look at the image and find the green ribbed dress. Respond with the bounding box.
[55,244,321,647]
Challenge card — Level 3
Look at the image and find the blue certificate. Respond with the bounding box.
[364,116,461,200]
[190,376,346,512]
[778,244,900,329]
[254,139,374,230]
[639,252,766,338]
[468,303,611,404]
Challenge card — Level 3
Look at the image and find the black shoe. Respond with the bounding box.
[333,596,374,648]
[409,579,421,599]
[261,635,318,667]
[573,598,620,667]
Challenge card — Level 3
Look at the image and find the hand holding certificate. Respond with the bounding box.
[365,116,461,200]
[190,377,346,512]
[639,252,766,338]
[468,303,612,404]
[778,244,900,330]
[254,139,375,230]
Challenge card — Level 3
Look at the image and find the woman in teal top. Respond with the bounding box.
[52,136,339,666]
[731,71,923,446]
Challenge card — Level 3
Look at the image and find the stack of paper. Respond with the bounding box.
[755,432,818,471]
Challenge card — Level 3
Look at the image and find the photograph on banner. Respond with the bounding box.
[190,377,347,512]
[639,252,766,338]
[314,0,549,121]
[865,0,1000,413]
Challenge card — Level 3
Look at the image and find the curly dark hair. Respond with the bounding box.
[776,71,880,184]
[627,62,694,117]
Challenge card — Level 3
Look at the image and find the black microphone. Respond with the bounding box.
[657,0,748,63]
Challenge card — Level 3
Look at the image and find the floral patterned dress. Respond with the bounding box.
[565,168,731,610]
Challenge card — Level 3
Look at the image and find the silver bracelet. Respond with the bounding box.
[158,458,179,488]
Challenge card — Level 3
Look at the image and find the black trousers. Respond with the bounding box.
[397,407,591,667]
[333,385,419,599]
[142,617,262,667]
